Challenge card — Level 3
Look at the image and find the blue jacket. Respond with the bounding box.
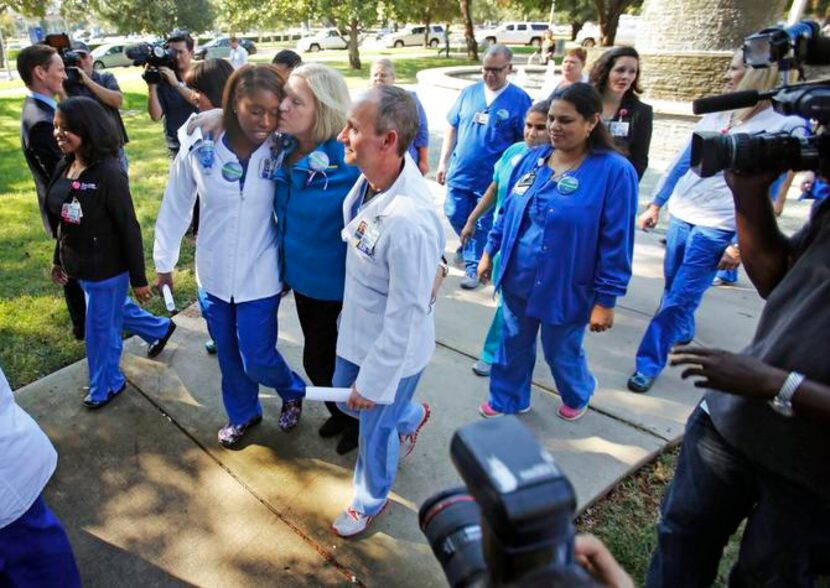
[485,145,639,325]
[274,138,361,301]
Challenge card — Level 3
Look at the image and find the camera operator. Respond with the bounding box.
[646,170,830,584]
[63,41,129,171]
[147,32,197,157]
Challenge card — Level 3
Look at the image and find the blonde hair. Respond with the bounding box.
[290,63,351,144]
[733,58,796,124]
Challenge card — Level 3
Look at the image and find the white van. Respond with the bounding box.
[476,22,551,47]
[383,25,444,48]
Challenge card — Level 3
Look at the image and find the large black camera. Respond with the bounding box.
[126,43,177,84]
[419,417,598,587]
[690,20,830,179]
[43,33,83,86]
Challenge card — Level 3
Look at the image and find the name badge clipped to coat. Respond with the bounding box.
[354,219,381,257]
[61,198,83,224]
[608,121,630,138]
[473,111,490,125]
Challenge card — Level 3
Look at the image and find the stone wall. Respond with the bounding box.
[637,0,788,52]
[640,51,734,102]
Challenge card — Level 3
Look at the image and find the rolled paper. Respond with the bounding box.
[305,386,352,403]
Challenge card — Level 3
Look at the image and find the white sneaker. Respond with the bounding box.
[332,502,387,537]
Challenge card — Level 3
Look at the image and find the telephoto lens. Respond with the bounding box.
[419,487,488,588]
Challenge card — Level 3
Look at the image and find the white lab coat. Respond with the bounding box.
[154,133,282,303]
[0,367,57,528]
[337,154,446,404]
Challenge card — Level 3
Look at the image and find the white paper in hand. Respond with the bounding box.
[305,387,352,403]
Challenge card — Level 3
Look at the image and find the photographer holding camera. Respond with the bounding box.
[146,32,197,157]
[63,41,129,171]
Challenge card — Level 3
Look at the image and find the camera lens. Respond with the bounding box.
[419,487,488,588]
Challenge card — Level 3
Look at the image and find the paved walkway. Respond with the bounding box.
[12,77,812,586]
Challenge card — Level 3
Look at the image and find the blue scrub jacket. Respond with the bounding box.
[274,138,361,301]
[446,82,532,194]
[485,145,639,325]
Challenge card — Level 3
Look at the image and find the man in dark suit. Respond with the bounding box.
[18,44,86,339]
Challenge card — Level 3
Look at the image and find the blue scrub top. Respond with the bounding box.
[273,137,361,301]
[408,91,430,166]
[446,82,532,194]
[486,145,639,325]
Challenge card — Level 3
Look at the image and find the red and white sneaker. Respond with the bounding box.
[557,403,588,421]
[400,402,431,460]
[332,502,388,537]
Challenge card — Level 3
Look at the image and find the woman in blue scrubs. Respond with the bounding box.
[478,83,638,421]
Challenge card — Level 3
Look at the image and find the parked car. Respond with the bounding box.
[297,29,348,52]
[476,22,551,47]
[194,37,257,60]
[576,15,639,47]
[382,25,444,48]
[90,43,134,70]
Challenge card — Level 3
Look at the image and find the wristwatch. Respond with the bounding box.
[769,371,804,417]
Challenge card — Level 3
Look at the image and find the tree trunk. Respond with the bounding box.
[423,8,432,48]
[570,21,584,41]
[459,0,478,61]
[348,18,361,70]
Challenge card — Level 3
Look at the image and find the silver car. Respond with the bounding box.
[90,43,134,70]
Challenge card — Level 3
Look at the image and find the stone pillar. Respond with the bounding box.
[635,0,788,101]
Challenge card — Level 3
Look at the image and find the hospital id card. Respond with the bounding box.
[473,111,490,125]
[608,121,630,138]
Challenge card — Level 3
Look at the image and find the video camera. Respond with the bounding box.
[690,20,830,179]
[43,33,83,86]
[419,417,598,587]
[126,42,177,84]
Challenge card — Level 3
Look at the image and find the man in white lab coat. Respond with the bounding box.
[332,85,446,537]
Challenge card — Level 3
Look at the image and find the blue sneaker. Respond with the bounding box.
[460,271,481,290]
[627,371,655,394]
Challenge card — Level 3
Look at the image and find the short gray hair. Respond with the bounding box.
[485,44,512,63]
[372,57,395,77]
[366,85,418,157]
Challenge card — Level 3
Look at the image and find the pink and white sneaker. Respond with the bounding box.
[400,402,431,460]
[557,403,588,421]
[332,501,388,537]
[479,401,531,418]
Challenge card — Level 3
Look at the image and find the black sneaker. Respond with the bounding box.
[148,321,177,358]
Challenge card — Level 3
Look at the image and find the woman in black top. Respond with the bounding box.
[589,46,653,180]
[47,96,174,409]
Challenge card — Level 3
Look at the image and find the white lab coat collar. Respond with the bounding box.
[341,153,424,241]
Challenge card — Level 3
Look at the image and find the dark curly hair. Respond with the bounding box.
[589,46,643,100]
[56,96,120,164]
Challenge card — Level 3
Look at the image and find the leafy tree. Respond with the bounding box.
[512,0,642,45]
[459,0,478,60]
[593,0,641,45]
[61,0,215,36]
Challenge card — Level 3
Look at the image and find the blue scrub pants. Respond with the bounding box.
[489,290,595,413]
[0,495,81,588]
[201,293,305,426]
[635,217,733,378]
[334,356,426,517]
[79,271,171,402]
[444,186,493,275]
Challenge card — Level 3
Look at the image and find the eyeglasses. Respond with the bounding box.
[482,64,510,74]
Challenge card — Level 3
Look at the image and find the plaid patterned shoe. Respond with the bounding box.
[279,399,303,432]
[217,414,262,447]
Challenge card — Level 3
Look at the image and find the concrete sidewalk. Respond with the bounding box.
[13,180,767,586]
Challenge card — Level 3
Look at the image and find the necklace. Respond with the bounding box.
[547,151,586,181]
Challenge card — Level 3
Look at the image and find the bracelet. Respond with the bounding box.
[769,371,804,417]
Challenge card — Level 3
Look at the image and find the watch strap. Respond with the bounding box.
[769,371,804,417]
